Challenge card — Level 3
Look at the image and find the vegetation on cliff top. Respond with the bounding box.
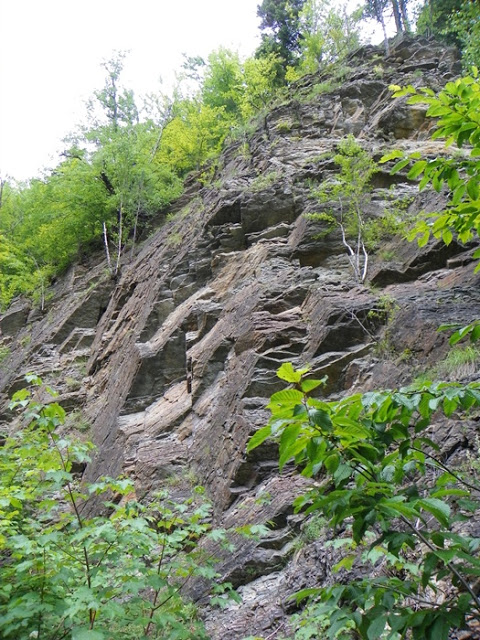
[2,0,478,311]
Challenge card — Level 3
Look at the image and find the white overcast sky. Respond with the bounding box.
[0,0,262,181]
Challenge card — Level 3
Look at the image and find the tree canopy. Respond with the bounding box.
[417,0,480,67]
[256,0,307,82]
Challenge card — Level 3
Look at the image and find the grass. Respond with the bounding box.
[433,345,480,381]
[0,343,11,365]
[249,169,280,192]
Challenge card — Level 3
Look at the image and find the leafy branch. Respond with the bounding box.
[0,378,237,640]
[248,363,480,639]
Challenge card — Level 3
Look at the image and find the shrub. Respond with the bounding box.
[0,376,236,639]
[248,363,480,639]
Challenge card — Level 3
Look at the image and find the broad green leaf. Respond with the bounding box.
[333,463,352,484]
[441,228,453,245]
[367,615,387,640]
[301,377,326,393]
[407,161,427,180]
[332,554,355,572]
[324,453,340,473]
[433,548,456,563]
[291,587,322,602]
[380,150,404,163]
[378,497,417,519]
[309,408,332,431]
[279,423,302,470]
[443,396,457,416]
[247,425,272,452]
[418,230,430,247]
[417,498,451,527]
[390,158,410,174]
[428,616,450,640]
[467,178,479,200]
[277,362,304,383]
[268,388,304,408]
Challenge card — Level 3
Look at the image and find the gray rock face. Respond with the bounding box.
[1,36,477,638]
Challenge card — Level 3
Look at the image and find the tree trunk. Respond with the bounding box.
[391,0,403,33]
[102,221,112,273]
[399,0,410,32]
[115,203,123,276]
[379,13,390,55]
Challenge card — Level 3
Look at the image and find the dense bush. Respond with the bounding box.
[0,376,235,639]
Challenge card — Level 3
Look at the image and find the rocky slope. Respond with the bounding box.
[1,35,479,638]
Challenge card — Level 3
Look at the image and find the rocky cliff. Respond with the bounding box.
[1,36,479,638]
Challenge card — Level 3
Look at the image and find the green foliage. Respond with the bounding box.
[0,54,184,305]
[438,320,480,346]
[256,0,307,82]
[201,48,244,119]
[381,71,480,346]
[363,193,415,252]
[424,344,480,381]
[159,100,228,174]
[448,1,480,69]
[249,363,480,639]
[0,44,283,309]
[242,54,280,117]
[382,72,480,255]
[416,0,480,68]
[196,47,280,128]
[0,341,10,365]
[249,169,281,192]
[416,0,464,46]
[0,377,237,639]
[308,135,377,282]
[285,0,361,81]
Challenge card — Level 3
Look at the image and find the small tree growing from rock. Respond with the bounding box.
[308,135,377,283]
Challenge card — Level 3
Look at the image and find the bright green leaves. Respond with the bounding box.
[439,320,480,346]
[0,378,233,639]
[308,134,377,283]
[276,361,309,383]
[381,74,480,262]
[246,425,272,452]
[249,363,480,639]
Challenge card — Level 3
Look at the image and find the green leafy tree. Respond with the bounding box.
[308,135,377,283]
[86,51,139,132]
[256,0,307,83]
[159,100,229,174]
[0,376,237,639]
[450,1,480,68]
[0,51,186,308]
[242,53,280,117]
[286,0,361,79]
[81,53,183,273]
[416,0,480,67]
[201,48,244,120]
[249,363,480,640]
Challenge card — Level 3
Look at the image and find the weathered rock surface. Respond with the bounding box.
[1,36,479,638]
